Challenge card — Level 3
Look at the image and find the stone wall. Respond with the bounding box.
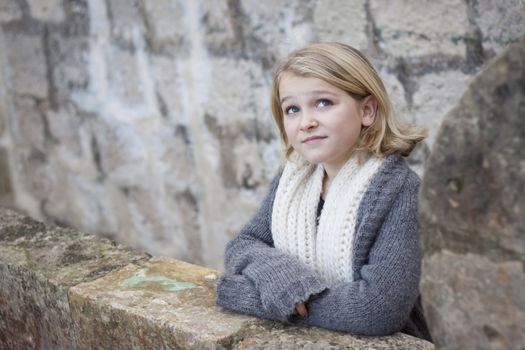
[420,36,525,349]
[0,0,524,268]
[0,207,433,349]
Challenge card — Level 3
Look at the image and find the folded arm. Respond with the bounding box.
[218,174,326,320]
[293,176,422,336]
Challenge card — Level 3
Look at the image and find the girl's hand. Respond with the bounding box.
[295,302,308,317]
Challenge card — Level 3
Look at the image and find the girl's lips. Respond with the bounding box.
[302,136,327,144]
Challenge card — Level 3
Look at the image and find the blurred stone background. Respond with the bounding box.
[0,0,523,269]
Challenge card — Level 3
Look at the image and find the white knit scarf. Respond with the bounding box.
[272,153,384,285]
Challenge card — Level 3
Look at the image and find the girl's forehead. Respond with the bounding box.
[278,73,342,96]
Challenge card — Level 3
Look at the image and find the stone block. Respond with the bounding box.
[206,57,268,126]
[422,251,524,349]
[0,262,77,350]
[12,96,46,151]
[107,0,145,42]
[16,149,57,202]
[4,33,48,98]
[27,0,65,22]
[420,37,525,348]
[239,0,315,57]
[142,0,186,51]
[201,0,237,55]
[0,207,150,349]
[313,0,368,50]
[0,0,22,22]
[370,0,468,57]
[474,0,525,54]
[89,117,148,186]
[0,109,5,136]
[412,70,470,145]
[108,46,146,107]
[0,208,149,287]
[0,147,12,196]
[48,33,89,106]
[69,257,247,349]
[46,106,83,156]
[232,322,434,349]
[151,55,183,116]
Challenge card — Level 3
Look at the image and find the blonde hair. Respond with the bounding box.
[270,42,426,158]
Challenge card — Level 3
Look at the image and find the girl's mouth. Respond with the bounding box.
[302,136,327,144]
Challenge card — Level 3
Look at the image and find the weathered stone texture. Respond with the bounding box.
[108,46,146,107]
[422,251,524,349]
[0,147,12,198]
[236,0,316,58]
[412,70,471,144]
[0,0,22,23]
[47,33,89,106]
[151,55,184,116]
[0,263,77,350]
[11,96,46,151]
[69,257,241,349]
[4,33,48,98]
[0,207,150,350]
[313,0,368,49]
[371,0,468,57]
[27,0,65,23]
[232,322,433,350]
[474,0,525,54]
[142,0,186,52]
[107,0,145,42]
[420,37,525,349]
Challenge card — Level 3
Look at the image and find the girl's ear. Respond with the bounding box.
[361,95,378,127]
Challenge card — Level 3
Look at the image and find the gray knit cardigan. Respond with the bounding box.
[216,153,432,342]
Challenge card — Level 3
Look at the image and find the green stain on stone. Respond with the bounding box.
[118,269,197,292]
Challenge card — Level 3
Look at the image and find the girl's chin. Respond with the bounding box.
[296,154,328,165]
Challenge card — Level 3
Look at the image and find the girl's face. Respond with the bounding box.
[279,72,376,176]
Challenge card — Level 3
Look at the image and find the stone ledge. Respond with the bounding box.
[0,207,434,349]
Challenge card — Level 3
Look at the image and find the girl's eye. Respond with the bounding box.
[284,106,300,115]
[317,99,333,108]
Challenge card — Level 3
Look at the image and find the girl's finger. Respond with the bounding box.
[296,303,308,317]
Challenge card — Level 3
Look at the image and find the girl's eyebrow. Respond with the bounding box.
[280,90,337,104]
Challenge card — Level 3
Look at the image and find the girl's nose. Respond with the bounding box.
[300,114,319,131]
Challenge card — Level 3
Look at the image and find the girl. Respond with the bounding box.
[216,42,432,342]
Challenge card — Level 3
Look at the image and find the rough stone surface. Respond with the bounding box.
[0,207,151,350]
[0,262,77,350]
[27,0,65,23]
[11,96,46,151]
[313,0,368,50]
[420,37,525,349]
[4,33,48,99]
[0,148,12,206]
[0,0,22,23]
[107,0,145,42]
[412,70,471,144]
[142,0,186,52]
[371,0,468,57]
[422,251,524,350]
[231,322,433,350]
[69,257,243,349]
[474,0,525,54]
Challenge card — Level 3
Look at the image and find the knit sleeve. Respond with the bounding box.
[292,174,422,336]
[218,173,327,320]
[215,273,276,320]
